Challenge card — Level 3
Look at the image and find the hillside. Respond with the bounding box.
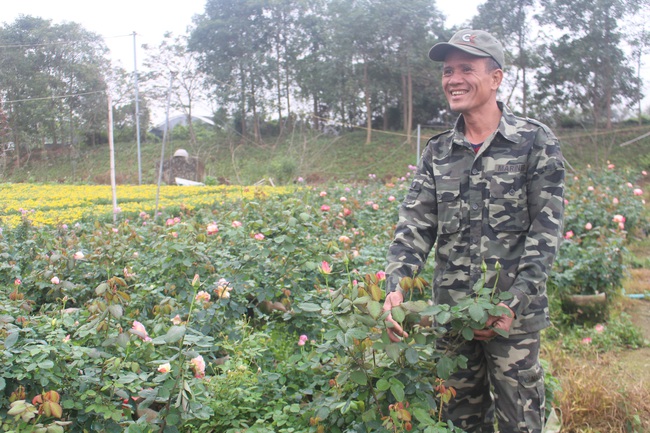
[2,123,650,185]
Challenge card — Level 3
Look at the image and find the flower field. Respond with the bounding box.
[0,183,297,228]
[0,165,648,432]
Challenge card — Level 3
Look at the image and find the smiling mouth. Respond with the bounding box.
[450,90,467,96]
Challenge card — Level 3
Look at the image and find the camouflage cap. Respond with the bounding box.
[428,29,505,69]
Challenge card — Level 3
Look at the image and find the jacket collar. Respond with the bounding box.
[451,102,520,146]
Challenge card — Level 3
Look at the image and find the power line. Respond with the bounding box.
[3,90,106,105]
[0,33,132,50]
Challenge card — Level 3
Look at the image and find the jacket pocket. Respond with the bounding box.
[489,173,530,232]
[436,177,461,235]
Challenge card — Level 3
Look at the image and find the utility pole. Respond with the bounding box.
[133,31,142,184]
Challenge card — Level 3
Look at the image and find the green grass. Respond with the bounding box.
[2,122,650,185]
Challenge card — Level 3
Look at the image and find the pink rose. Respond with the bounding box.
[214,279,233,299]
[195,290,211,303]
[584,222,593,230]
[51,276,60,285]
[320,261,332,274]
[190,355,206,378]
[633,188,643,196]
[231,220,243,228]
[158,363,171,374]
[320,205,330,212]
[131,320,152,342]
[254,233,265,240]
[207,223,219,235]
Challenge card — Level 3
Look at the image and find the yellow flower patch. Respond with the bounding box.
[0,183,296,228]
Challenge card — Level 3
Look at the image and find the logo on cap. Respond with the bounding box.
[461,34,477,44]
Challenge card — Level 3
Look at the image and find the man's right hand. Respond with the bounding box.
[382,290,408,342]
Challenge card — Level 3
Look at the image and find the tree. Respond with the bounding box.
[108,66,152,144]
[141,32,211,150]
[326,0,386,143]
[263,0,311,135]
[189,0,272,143]
[535,0,643,128]
[471,0,536,116]
[374,1,446,142]
[0,16,111,160]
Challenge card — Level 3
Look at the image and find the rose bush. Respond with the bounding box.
[0,163,644,431]
[549,166,648,321]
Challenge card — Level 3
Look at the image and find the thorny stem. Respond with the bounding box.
[158,274,201,433]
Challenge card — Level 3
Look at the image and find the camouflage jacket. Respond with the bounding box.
[385,103,565,334]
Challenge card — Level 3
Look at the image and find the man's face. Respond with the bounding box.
[441,50,501,114]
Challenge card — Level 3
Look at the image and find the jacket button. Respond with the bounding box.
[471,203,479,210]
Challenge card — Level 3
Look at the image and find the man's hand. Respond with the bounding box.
[382,291,408,342]
[473,303,514,341]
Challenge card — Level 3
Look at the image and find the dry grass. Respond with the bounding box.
[544,341,650,432]
[623,268,650,294]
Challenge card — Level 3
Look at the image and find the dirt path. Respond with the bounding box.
[603,290,650,431]
[617,297,650,382]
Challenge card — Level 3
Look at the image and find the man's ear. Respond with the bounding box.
[492,69,504,90]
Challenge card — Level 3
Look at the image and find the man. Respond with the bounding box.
[382,29,565,433]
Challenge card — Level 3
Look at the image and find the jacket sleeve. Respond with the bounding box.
[507,128,565,316]
[385,144,439,294]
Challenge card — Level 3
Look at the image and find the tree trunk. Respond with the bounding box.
[406,67,413,146]
[312,95,319,130]
[240,69,247,140]
[251,80,260,144]
[364,60,372,144]
[402,73,408,134]
[285,61,291,130]
[383,95,388,131]
[275,36,284,135]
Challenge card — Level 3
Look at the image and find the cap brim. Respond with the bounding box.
[428,42,492,62]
